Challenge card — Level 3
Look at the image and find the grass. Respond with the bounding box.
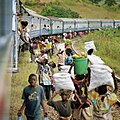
[21,0,120,19]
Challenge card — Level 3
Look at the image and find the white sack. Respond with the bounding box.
[53,73,75,91]
[84,41,96,53]
[88,64,114,91]
[87,54,105,65]
[60,65,74,78]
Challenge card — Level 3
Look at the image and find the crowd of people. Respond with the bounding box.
[16,19,120,120]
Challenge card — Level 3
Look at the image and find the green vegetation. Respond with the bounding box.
[40,4,80,18]
[21,0,120,19]
[74,28,120,75]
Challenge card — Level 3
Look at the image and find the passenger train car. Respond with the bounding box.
[21,5,120,38]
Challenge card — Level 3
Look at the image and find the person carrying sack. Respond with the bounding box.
[47,90,72,120]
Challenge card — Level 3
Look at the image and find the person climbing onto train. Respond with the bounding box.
[19,21,30,52]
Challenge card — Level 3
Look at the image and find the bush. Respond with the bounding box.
[40,4,80,18]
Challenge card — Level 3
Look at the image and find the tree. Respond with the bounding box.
[104,0,116,6]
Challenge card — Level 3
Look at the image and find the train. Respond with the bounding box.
[21,6,120,39]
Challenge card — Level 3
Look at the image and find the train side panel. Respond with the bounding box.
[59,18,75,33]
[114,20,120,28]
[50,18,63,35]
[40,18,51,36]
[87,19,101,30]
[74,18,88,31]
[30,17,41,38]
[101,19,114,29]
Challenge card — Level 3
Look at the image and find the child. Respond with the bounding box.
[56,49,65,71]
[47,90,72,120]
[65,53,73,65]
[89,85,119,120]
[36,58,52,100]
[17,74,47,120]
[71,74,93,120]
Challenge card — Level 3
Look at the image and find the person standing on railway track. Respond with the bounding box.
[17,73,47,120]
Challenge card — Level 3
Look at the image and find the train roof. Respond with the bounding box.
[47,17,63,22]
[100,19,114,21]
[73,18,88,22]
[87,19,101,21]
[114,19,120,22]
[59,18,75,22]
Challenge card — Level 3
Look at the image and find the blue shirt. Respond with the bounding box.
[65,56,73,65]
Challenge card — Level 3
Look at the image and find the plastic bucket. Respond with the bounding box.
[73,58,88,75]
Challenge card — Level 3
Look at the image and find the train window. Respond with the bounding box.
[44,24,46,27]
[31,24,34,27]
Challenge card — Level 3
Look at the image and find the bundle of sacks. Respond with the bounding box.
[88,64,115,91]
